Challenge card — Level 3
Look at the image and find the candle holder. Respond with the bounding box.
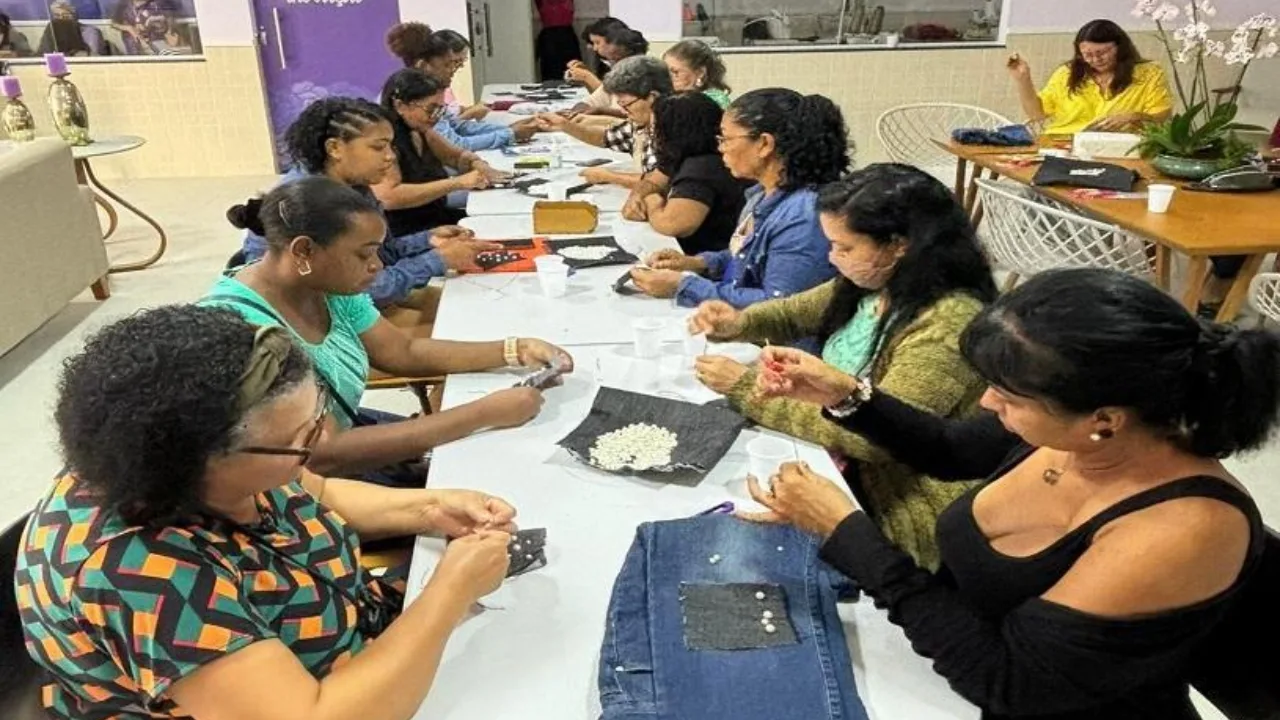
[1,77,36,142]
[44,53,92,146]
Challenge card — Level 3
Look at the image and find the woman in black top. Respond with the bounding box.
[627,92,746,255]
[743,268,1278,720]
[374,69,506,238]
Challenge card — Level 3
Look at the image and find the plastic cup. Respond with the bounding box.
[547,182,569,201]
[632,318,666,359]
[1147,184,1176,213]
[534,255,568,297]
[747,436,796,491]
[683,332,708,363]
[884,33,900,48]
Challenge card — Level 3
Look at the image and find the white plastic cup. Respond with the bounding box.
[683,332,708,361]
[547,182,569,201]
[534,255,569,297]
[884,33,900,48]
[632,318,666,359]
[746,436,796,491]
[1147,184,1176,213]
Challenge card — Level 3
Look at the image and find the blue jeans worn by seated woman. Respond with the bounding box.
[599,515,867,720]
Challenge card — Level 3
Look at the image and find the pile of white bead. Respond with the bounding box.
[589,423,678,471]
[556,245,616,261]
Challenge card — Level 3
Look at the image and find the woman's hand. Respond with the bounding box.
[739,461,858,539]
[435,238,503,271]
[429,225,476,246]
[454,168,492,191]
[1086,112,1146,131]
[756,346,860,407]
[647,248,705,272]
[473,387,545,428]
[580,167,613,185]
[424,490,518,537]
[517,339,574,372]
[1006,53,1032,83]
[629,267,683,298]
[477,162,511,184]
[622,192,649,221]
[694,355,749,395]
[512,118,539,143]
[428,530,512,604]
[565,64,599,86]
[535,113,569,132]
[688,300,743,339]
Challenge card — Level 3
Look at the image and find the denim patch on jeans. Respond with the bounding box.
[598,515,867,720]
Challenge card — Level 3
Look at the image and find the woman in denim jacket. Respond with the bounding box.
[629,88,850,333]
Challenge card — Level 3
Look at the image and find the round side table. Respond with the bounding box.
[71,135,168,273]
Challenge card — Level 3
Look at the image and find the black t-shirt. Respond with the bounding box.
[384,121,465,238]
[665,154,748,255]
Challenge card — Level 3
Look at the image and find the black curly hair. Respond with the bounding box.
[816,164,997,374]
[284,97,392,175]
[226,176,381,251]
[652,92,723,177]
[55,305,312,528]
[603,26,649,58]
[962,268,1280,458]
[728,89,851,190]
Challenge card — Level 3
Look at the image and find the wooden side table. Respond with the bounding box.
[71,135,169,273]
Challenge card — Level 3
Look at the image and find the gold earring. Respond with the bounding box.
[297,260,312,277]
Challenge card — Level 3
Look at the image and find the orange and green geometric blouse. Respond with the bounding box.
[14,474,369,719]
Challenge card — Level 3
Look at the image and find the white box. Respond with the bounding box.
[1072,132,1144,159]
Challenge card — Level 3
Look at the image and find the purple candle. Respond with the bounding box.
[1,76,21,99]
[45,53,69,77]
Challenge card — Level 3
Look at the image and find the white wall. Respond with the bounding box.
[191,0,455,47]
[1009,0,1278,32]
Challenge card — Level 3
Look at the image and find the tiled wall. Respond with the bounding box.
[660,31,1277,164]
[4,47,276,179]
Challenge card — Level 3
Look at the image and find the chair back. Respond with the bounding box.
[1191,528,1280,719]
[1248,273,1280,325]
[974,178,1153,281]
[875,103,1014,174]
[0,512,50,720]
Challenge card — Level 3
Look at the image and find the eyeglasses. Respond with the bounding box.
[409,99,446,123]
[1080,46,1116,62]
[237,383,330,464]
[617,96,650,113]
[716,133,755,147]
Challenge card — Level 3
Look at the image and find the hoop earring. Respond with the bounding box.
[297,260,312,277]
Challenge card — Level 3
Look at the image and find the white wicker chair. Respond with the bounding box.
[1249,273,1280,324]
[876,103,1015,174]
[974,179,1154,282]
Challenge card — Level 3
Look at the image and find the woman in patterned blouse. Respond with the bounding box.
[15,305,515,720]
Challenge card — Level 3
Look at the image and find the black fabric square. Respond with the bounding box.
[679,583,798,651]
[544,236,638,269]
[506,528,547,578]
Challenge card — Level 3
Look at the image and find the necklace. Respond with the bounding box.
[1042,453,1070,485]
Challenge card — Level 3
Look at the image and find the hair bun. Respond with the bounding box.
[225,197,266,235]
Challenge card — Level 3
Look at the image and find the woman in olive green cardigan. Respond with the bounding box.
[692,164,997,569]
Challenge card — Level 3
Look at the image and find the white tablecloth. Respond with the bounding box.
[403,344,977,720]
[481,82,587,115]
[466,140,635,216]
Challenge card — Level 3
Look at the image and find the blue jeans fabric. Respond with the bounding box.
[599,515,868,720]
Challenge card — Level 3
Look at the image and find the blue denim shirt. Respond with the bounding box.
[240,169,446,308]
[675,185,836,311]
[433,109,515,152]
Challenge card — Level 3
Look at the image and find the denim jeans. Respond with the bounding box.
[599,515,867,720]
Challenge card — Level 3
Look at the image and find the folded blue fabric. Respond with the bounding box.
[951,124,1035,146]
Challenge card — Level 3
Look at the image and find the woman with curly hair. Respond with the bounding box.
[629,92,746,255]
[15,305,516,720]
[688,164,997,568]
[629,88,849,328]
[235,96,496,313]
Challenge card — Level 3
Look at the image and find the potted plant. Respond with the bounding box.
[1131,0,1277,179]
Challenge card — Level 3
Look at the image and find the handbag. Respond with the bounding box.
[200,294,428,488]
[1031,156,1140,192]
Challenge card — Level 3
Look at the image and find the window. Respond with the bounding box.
[681,0,1004,50]
[0,0,203,61]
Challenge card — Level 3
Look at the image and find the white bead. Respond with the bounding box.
[513,544,522,551]
[777,546,784,552]
[760,617,770,625]
[762,610,774,620]
[755,591,765,600]
[525,554,533,559]
[765,624,777,633]
[615,665,625,672]
[709,555,720,564]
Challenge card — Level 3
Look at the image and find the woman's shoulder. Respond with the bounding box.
[903,292,989,333]
[1132,61,1168,83]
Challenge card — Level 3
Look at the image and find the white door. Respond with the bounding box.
[468,0,537,86]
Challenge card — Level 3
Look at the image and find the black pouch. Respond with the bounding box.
[1032,156,1140,191]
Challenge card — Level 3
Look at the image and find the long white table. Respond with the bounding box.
[466,139,633,216]
[481,82,587,115]
[431,215,691,346]
[403,345,976,720]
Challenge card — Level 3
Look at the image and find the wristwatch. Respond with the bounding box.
[824,381,874,420]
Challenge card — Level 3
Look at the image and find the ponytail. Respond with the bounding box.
[1183,322,1280,457]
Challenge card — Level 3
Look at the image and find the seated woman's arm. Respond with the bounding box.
[674,217,836,309]
[585,169,645,190]
[371,159,461,212]
[434,113,513,152]
[817,494,1251,716]
[642,194,710,238]
[726,297,992,470]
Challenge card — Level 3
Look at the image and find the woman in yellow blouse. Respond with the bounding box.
[1008,19,1173,135]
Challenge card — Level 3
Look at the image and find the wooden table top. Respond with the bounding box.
[938,139,1280,257]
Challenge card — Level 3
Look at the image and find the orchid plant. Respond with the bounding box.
[1130,0,1276,165]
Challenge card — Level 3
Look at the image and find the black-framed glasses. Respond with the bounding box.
[716,133,755,147]
[238,384,330,464]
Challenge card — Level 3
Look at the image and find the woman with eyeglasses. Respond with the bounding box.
[1007,19,1172,134]
[208,177,572,486]
[627,88,847,327]
[376,68,509,238]
[15,303,519,720]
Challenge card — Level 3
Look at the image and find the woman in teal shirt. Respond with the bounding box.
[206,176,573,486]
[663,39,732,108]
